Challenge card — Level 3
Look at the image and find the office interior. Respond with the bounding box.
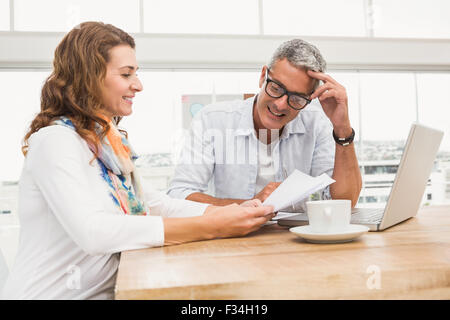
[0,0,449,299]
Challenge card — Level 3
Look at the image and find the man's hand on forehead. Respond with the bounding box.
[305,70,350,131]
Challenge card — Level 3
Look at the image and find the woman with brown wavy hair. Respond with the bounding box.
[1,22,274,300]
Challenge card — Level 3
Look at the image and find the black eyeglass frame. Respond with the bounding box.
[264,68,312,111]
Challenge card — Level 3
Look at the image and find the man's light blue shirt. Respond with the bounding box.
[167,96,336,210]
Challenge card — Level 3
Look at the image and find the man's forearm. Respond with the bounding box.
[186,192,246,206]
[330,142,362,207]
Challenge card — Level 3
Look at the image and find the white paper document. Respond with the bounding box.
[262,169,335,212]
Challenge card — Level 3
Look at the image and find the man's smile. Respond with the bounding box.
[267,105,285,118]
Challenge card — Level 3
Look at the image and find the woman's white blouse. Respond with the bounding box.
[1,126,208,300]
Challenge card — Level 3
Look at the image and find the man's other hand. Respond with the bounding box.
[254,182,281,203]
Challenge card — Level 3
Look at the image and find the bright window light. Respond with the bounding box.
[359,72,417,142]
[143,0,259,34]
[263,0,367,37]
[0,71,50,182]
[0,0,9,31]
[14,0,140,32]
[417,73,450,154]
[373,0,450,39]
[120,70,260,156]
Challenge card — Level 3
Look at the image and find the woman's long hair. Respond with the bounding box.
[22,21,135,157]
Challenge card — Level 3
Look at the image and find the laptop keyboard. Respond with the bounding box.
[351,208,384,224]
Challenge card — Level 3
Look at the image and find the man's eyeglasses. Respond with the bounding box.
[264,68,312,110]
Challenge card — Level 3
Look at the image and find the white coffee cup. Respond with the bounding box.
[306,200,351,233]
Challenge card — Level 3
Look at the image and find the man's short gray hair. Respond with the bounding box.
[268,39,327,73]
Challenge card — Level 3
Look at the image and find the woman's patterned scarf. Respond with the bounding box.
[53,117,147,215]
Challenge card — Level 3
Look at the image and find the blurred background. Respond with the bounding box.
[0,0,449,271]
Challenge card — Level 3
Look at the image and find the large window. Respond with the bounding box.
[416,73,450,153]
[1,69,449,199]
[2,0,449,39]
[120,70,260,156]
[0,71,49,182]
[372,0,450,39]
[14,0,140,32]
[0,0,9,31]
[417,73,450,203]
[360,72,417,143]
[263,0,367,37]
[143,0,260,34]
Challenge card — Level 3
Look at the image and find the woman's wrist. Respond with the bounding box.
[163,216,212,245]
[203,204,217,215]
[200,209,220,240]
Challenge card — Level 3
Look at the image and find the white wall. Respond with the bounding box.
[1,32,450,70]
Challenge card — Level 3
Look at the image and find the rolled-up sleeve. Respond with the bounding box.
[167,111,215,199]
[311,118,335,200]
[145,188,209,218]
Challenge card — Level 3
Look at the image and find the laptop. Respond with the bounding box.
[277,123,444,231]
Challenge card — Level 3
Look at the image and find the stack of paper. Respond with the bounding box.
[262,169,335,212]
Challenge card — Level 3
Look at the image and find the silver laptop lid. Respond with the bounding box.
[379,123,443,230]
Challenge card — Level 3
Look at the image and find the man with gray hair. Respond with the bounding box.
[167,39,362,210]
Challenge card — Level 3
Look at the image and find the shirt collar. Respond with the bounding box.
[235,95,257,136]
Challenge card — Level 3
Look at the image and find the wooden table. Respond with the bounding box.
[115,205,450,299]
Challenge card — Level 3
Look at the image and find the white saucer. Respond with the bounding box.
[289,224,370,244]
